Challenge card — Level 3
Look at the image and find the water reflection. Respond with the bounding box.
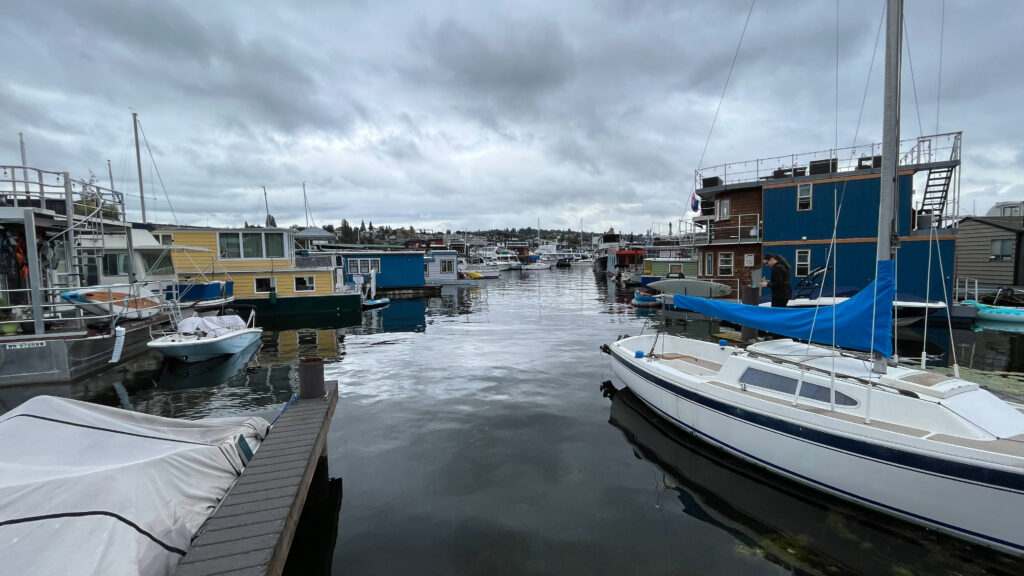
[606,384,1021,575]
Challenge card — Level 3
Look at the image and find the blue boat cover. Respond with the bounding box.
[672,261,895,356]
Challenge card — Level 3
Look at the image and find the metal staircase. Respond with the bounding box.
[918,166,954,221]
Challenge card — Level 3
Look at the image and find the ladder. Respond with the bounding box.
[917,166,953,226]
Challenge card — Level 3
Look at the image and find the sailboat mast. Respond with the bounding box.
[302,182,309,227]
[133,112,147,223]
[110,159,137,283]
[877,0,902,262]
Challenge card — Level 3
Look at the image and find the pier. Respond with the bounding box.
[176,381,339,576]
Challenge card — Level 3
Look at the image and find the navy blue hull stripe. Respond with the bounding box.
[613,353,1024,552]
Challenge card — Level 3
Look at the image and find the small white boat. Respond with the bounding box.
[0,395,269,576]
[963,300,1024,323]
[60,282,164,320]
[647,278,733,298]
[148,312,262,363]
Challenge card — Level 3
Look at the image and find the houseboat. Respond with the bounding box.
[688,132,960,311]
[158,225,362,324]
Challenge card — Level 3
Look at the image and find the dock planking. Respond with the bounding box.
[176,381,338,576]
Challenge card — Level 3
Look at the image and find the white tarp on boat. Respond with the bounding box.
[178,314,247,338]
[0,396,270,576]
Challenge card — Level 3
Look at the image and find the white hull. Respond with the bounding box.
[149,327,263,363]
[609,334,1024,556]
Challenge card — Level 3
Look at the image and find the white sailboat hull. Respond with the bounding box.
[609,335,1024,556]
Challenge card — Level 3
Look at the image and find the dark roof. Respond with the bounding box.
[959,216,1024,234]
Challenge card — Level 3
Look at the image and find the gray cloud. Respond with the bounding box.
[0,0,1017,234]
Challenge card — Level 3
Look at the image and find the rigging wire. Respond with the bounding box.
[136,119,179,225]
[690,0,756,187]
[803,1,886,373]
[902,16,925,137]
[936,0,945,133]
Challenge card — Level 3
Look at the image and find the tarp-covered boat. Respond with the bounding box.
[0,396,270,576]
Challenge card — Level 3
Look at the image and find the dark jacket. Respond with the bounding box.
[768,260,792,302]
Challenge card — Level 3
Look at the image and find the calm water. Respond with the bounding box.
[4,268,1023,575]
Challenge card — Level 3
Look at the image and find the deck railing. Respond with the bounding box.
[694,132,962,190]
[679,214,761,247]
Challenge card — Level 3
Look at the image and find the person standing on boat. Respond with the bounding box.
[760,253,791,307]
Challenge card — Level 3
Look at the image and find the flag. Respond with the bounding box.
[690,191,700,212]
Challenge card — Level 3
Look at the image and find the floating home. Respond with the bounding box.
[334,249,440,298]
[158,225,361,321]
[687,132,960,302]
[955,215,1024,294]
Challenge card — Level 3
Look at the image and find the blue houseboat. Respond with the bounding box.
[337,250,440,298]
[690,132,960,309]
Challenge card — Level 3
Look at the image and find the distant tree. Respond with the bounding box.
[368,221,374,233]
[339,219,355,243]
[322,223,335,233]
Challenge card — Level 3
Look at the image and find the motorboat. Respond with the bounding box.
[0,395,269,576]
[148,310,262,363]
[60,281,164,320]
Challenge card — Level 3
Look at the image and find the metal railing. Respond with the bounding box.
[0,280,176,337]
[679,214,761,247]
[695,132,962,190]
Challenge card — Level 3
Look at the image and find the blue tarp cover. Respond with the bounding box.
[672,261,895,356]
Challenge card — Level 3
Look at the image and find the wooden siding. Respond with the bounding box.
[170,230,292,274]
[955,220,1018,287]
[710,188,763,242]
[185,271,335,299]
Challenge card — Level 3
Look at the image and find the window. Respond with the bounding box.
[347,258,381,275]
[254,277,276,293]
[795,249,811,277]
[739,368,858,407]
[155,233,173,246]
[265,233,285,258]
[441,259,454,273]
[103,253,130,276]
[991,239,1014,262]
[797,183,813,211]
[424,263,429,277]
[218,234,241,259]
[1001,204,1022,217]
[718,252,734,276]
[217,231,286,259]
[294,276,315,292]
[668,264,683,277]
[142,253,174,275]
[705,252,714,276]
[242,233,263,258]
[715,198,730,220]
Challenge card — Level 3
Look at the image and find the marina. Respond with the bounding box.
[3,268,1022,574]
[3,1,1024,573]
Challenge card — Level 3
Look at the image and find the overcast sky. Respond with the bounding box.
[2,0,1020,236]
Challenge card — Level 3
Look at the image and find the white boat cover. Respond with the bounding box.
[178,314,247,338]
[0,396,270,576]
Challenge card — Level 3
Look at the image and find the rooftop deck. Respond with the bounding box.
[695,132,961,191]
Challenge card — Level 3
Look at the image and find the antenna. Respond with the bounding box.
[263,186,276,227]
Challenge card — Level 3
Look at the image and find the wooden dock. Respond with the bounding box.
[176,381,339,576]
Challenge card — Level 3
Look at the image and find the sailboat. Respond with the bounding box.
[605,0,1024,557]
